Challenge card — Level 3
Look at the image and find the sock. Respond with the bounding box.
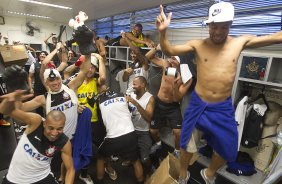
[80,168,88,178]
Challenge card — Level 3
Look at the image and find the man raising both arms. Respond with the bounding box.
[156,1,282,184]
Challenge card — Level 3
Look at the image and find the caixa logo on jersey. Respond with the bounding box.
[23,144,49,161]
[103,97,125,106]
[53,101,75,111]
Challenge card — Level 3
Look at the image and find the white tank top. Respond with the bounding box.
[99,91,134,138]
[48,90,78,139]
[130,92,152,131]
[7,124,68,183]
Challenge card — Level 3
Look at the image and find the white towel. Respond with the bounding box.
[235,96,248,151]
[46,84,78,113]
[235,96,248,124]
[180,64,192,84]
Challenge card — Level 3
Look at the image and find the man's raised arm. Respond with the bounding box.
[145,44,166,68]
[157,5,194,56]
[68,54,92,92]
[0,90,41,127]
[39,42,62,85]
[122,32,149,70]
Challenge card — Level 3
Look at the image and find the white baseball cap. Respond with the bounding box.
[44,69,61,82]
[170,56,180,63]
[90,54,99,68]
[204,1,234,24]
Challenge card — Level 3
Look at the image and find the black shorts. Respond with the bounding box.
[136,130,152,163]
[2,173,58,184]
[91,122,106,146]
[98,131,138,161]
[151,97,183,129]
[106,36,121,46]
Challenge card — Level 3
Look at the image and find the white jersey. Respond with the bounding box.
[130,92,152,131]
[126,67,148,94]
[115,69,127,94]
[99,91,134,138]
[46,90,78,139]
[7,123,68,183]
[25,50,36,66]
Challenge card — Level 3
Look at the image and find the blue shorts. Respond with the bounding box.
[180,91,238,162]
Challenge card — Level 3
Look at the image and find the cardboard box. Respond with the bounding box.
[0,45,28,67]
[146,154,180,184]
[146,153,198,184]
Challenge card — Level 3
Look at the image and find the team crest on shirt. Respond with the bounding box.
[63,92,70,99]
[45,145,57,157]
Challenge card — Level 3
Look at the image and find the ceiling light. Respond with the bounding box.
[18,0,72,10]
[8,11,50,19]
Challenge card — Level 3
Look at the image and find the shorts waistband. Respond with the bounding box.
[156,96,180,107]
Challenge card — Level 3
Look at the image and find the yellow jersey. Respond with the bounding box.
[132,32,145,47]
[77,78,98,122]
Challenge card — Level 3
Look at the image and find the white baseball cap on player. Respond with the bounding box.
[204,1,234,24]
[90,54,99,68]
[172,56,180,63]
[44,68,61,82]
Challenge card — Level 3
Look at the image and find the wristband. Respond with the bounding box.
[75,60,82,67]
[75,56,85,67]
[47,62,56,69]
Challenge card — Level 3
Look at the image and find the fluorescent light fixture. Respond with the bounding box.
[18,0,72,10]
[8,11,50,19]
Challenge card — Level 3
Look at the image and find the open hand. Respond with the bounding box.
[91,53,103,62]
[156,5,172,33]
[0,90,33,102]
[126,95,137,106]
[56,42,63,50]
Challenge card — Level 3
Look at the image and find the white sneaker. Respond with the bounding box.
[178,171,190,184]
[79,175,94,184]
[200,169,216,184]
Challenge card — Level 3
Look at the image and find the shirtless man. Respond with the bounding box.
[156,2,282,183]
[145,45,192,156]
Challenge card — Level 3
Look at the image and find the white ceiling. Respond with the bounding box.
[0,0,185,24]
